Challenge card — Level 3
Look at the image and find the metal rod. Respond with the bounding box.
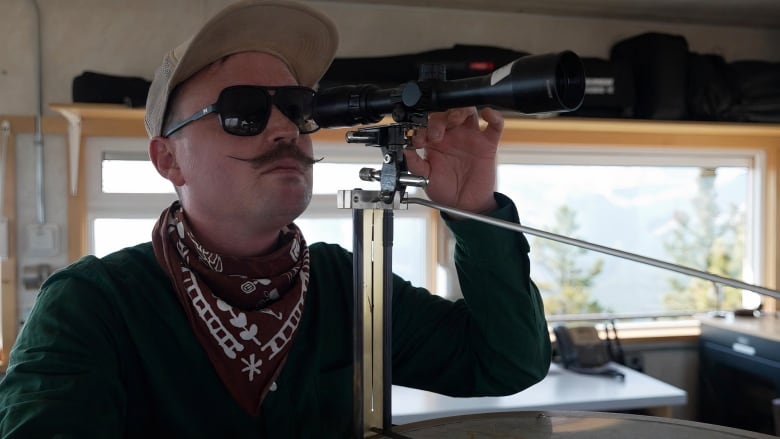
[367,209,384,432]
[405,197,780,301]
[0,121,10,218]
[30,0,45,225]
[352,208,364,439]
[714,282,724,312]
[382,210,393,433]
[356,208,385,436]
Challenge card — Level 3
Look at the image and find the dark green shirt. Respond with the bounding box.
[0,194,550,437]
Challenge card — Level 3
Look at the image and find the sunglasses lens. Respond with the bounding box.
[219,87,271,136]
[275,88,319,134]
[216,86,319,136]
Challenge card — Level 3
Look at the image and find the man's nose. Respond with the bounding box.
[264,105,300,142]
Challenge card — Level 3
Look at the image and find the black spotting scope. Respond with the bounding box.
[313,50,586,128]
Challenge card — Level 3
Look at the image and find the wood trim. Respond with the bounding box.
[0,115,67,136]
[0,118,18,370]
[763,146,779,313]
[66,152,88,264]
[0,115,63,368]
[499,117,780,148]
[48,105,145,262]
[549,321,702,345]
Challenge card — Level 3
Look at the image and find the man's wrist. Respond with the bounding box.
[442,194,499,221]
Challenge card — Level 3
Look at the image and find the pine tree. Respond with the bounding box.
[533,205,608,315]
[662,167,745,311]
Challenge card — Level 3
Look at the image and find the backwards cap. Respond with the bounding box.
[144,0,339,138]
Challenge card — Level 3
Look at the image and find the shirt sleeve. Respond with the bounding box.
[391,192,551,396]
[0,261,126,438]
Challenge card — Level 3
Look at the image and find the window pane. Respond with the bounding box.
[313,163,367,195]
[93,216,428,288]
[313,163,422,196]
[93,218,156,257]
[296,216,427,287]
[102,159,174,194]
[498,164,751,316]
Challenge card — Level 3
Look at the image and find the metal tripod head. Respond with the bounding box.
[345,121,429,204]
[339,63,461,204]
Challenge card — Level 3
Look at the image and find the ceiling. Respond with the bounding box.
[328,0,780,29]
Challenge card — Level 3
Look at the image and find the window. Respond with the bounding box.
[296,149,433,289]
[85,137,177,256]
[85,140,434,290]
[496,145,761,318]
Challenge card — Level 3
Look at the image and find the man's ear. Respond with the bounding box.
[149,137,185,186]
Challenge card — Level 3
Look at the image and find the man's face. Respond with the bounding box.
[162,52,315,237]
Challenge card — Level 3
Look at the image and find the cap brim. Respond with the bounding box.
[174,0,338,89]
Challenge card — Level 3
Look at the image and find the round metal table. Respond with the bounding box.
[375,411,777,438]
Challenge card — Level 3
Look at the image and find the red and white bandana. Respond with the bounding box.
[152,201,310,416]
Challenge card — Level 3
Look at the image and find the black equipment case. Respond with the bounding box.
[72,71,151,108]
[319,44,530,88]
[562,57,635,118]
[610,32,690,120]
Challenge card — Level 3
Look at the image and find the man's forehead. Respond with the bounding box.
[188,51,298,87]
[168,51,299,113]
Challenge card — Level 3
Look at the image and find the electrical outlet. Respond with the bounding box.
[27,223,60,257]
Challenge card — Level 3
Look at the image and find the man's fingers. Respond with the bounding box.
[424,107,481,143]
[445,107,480,129]
[480,107,504,144]
[403,149,430,178]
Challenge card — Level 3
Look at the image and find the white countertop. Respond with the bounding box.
[392,362,687,425]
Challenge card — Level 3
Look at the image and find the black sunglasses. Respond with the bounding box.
[163,85,319,138]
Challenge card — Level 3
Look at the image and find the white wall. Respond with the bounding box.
[2,0,780,321]
[2,0,779,116]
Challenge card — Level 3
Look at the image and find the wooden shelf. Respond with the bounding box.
[498,116,780,148]
[49,103,146,121]
[48,102,780,151]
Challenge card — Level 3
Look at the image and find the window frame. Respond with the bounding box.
[84,138,440,291]
[302,142,439,291]
[0,116,25,371]
[84,136,177,255]
[493,117,779,317]
[495,147,762,316]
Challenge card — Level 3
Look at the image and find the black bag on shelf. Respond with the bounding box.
[610,32,689,120]
[686,53,737,121]
[72,71,151,108]
[687,55,780,123]
[727,60,780,123]
[562,57,635,118]
[319,44,529,88]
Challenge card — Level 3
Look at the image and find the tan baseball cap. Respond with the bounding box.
[144,0,339,138]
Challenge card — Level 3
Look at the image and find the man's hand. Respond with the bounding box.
[404,107,504,214]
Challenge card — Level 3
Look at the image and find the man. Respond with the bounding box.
[0,0,550,437]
